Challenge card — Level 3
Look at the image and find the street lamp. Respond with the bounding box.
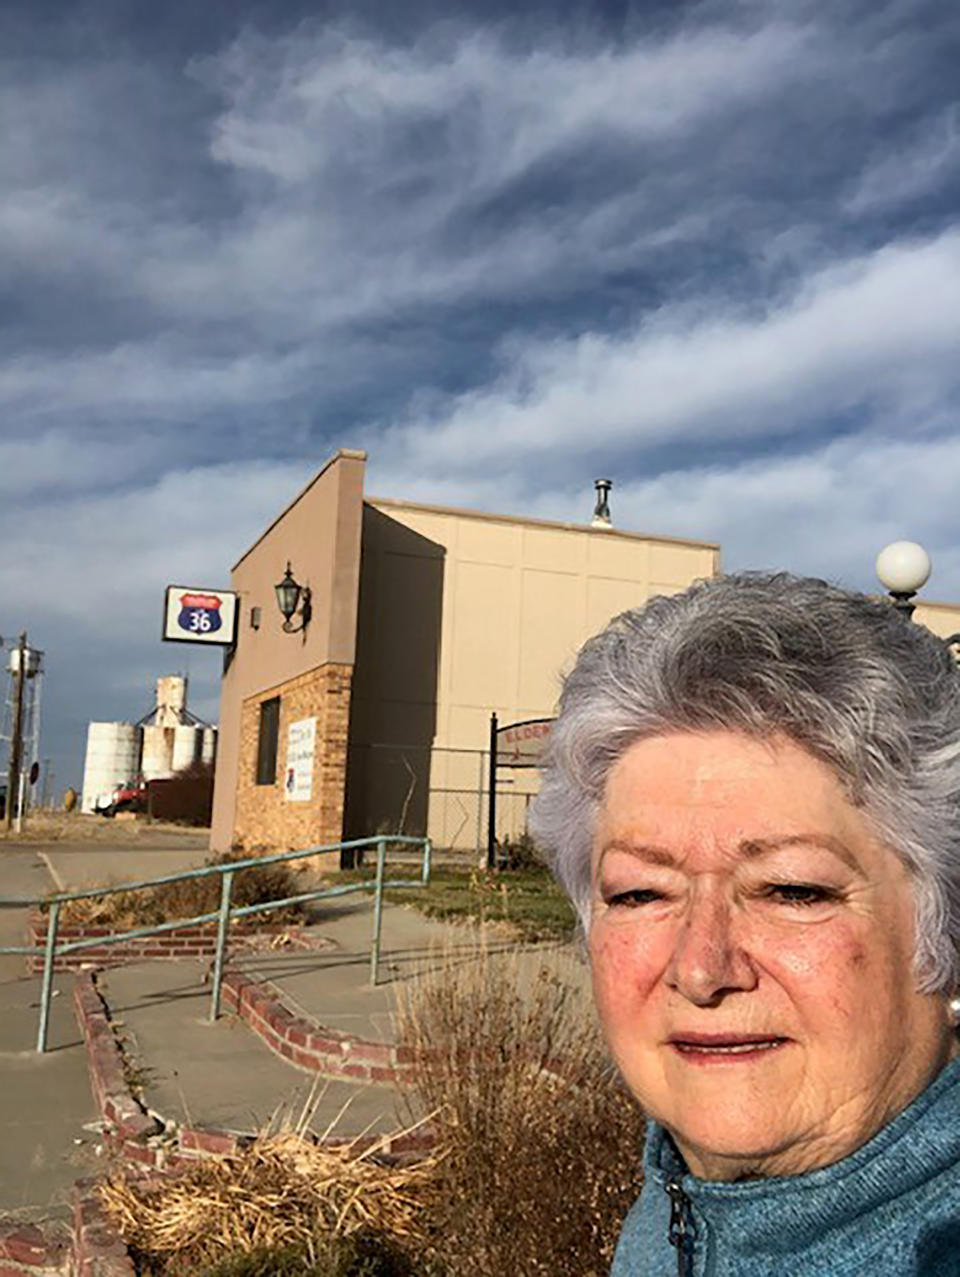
[875,541,932,619]
[876,541,960,655]
[274,562,311,634]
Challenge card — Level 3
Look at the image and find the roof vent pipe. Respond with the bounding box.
[592,478,613,529]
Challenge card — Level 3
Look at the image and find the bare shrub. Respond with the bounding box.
[496,831,544,872]
[55,852,307,929]
[395,938,646,1276]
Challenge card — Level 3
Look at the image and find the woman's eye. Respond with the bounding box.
[604,888,663,908]
[764,883,837,907]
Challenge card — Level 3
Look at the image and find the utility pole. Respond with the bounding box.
[4,632,26,832]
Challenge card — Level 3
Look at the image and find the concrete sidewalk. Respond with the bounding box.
[94,896,509,1140]
[229,895,570,1040]
[0,849,99,1219]
[0,833,210,1217]
[93,893,588,1146]
[36,829,210,894]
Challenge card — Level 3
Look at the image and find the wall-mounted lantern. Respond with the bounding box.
[274,562,312,634]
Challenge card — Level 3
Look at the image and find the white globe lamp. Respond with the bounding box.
[875,541,932,618]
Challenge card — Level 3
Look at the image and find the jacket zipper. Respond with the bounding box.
[665,1177,693,1277]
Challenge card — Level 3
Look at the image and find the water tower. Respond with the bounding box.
[1,639,44,823]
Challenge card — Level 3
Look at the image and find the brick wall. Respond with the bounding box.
[233,663,352,865]
[25,910,310,972]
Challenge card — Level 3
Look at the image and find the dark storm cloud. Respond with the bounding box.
[0,0,958,789]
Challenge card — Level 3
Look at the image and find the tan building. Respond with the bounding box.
[210,450,720,858]
[912,599,960,648]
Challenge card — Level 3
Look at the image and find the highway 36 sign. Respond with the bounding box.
[162,585,238,647]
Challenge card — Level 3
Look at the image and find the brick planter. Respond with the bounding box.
[0,1220,66,1275]
[72,971,432,1176]
[221,970,418,1085]
[70,1191,136,1276]
[28,910,310,973]
[65,967,437,1277]
[73,975,159,1147]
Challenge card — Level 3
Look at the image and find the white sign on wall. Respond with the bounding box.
[284,717,316,802]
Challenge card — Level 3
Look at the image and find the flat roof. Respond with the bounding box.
[231,447,720,573]
[366,494,721,552]
[914,598,960,614]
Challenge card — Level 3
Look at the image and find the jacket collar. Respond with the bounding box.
[644,1057,960,1248]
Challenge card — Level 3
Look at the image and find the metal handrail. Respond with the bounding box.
[0,834,432,1053]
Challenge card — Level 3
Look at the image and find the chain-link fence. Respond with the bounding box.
[344,742,539,857]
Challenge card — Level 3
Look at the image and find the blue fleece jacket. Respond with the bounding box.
[611,1057,960,1276]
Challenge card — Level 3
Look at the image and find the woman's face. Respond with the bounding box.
[590,730,954,1181]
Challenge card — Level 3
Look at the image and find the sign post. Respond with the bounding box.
[487,713,498,870]
[487,715,554,871]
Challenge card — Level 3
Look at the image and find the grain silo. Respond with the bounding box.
[141,724,175,781]
[81,722,142,813]
[80,674,218,812]
[172,723,203,772]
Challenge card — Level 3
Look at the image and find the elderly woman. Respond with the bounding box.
[529,572,960,1276]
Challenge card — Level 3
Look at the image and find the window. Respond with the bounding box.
[256,697,280,785]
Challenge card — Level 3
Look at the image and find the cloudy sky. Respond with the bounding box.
[2,0,959,794]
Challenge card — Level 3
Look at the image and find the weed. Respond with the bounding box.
[395,938,646,1276]
[495,831,543,872]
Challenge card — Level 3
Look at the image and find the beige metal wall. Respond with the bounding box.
[913,599,960,646]
[345,498,720,849]
[210,450,366,852]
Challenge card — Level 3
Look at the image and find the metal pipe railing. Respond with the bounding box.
[209,868,235,1023]
[370,838,387,986]
[37,900,59,1054]
[0,833,432,1052]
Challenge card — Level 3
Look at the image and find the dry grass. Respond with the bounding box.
[52,852,308,929]
[395,938,646,1277]
[0,810,205,843]
[98,1092,437,1276]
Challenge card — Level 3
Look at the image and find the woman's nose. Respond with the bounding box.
[665,891,758,1006]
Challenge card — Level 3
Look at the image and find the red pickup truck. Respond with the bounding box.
[95,780,147,817]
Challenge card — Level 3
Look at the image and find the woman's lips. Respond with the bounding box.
[668,1034,790,1061]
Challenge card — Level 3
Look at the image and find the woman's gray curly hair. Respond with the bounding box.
[528,571,960,994]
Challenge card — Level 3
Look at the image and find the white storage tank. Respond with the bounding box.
[8,648,42,678]
[141,724,174,781]
[81,722,142,813]
[201,726,217,767]
[172,724,202,773]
